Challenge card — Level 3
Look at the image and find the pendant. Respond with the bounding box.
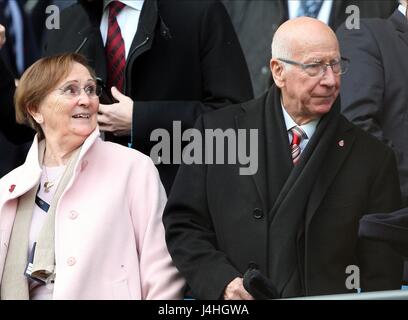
[43,181,54,193]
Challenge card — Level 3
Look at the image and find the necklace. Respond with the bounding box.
[43,166,54,193]
[43,166,65,193]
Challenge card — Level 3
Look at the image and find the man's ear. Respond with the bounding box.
[270,59,285,88]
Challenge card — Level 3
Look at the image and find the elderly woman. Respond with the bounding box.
[0,53,185,300]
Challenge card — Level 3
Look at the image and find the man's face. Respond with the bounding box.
[278,41,341,124]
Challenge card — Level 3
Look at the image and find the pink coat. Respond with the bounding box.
[0,129,185,299]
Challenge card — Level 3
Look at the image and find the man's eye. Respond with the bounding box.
[305,64,321,72]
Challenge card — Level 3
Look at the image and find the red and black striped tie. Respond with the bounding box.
[105,1,126,93]
[290,126,307,165]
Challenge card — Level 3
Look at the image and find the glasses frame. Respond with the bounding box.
[56,82,102,99]
[277,57,350,77]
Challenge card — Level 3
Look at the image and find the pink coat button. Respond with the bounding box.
[67,257,76,266]
[69,210,79,220]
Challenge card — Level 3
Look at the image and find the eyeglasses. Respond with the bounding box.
[57,83,102,98]
[277,57,350,77]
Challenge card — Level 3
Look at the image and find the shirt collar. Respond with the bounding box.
[104,0,144,11]
[280,99,319,140]
[398,4,407,17]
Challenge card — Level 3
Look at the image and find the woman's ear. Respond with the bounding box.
[270,59,285,88]
[28,107,43,124]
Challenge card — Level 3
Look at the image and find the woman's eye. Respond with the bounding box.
[63,85,76,95]
[85,86,95,94]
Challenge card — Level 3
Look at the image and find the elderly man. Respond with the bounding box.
[163,17,403,299]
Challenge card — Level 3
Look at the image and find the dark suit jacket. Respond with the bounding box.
[0,56,34,145]
[337,9,408,206]
[163,85,403,299]
[0,131,30,178]
[43,0,253,194]
[0,0,40,78]
[222,0,398,97]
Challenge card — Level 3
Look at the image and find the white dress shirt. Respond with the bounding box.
[100,0,144,58]
[288,0,334,24]
[7,0,24,74]
[398,4,407,16]
[281,102,319,152]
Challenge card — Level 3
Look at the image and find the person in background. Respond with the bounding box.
[0,0,40,79]
[163,18,403,300]
[337,0,408,286]
[0,23,33,178]
[24,0,77,51]
[43,0,253,194]
[222,0,397,97]
[337,0,408,207]
[0,53,184,300]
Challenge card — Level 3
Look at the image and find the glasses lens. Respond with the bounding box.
[330,61,341,74]
[339,59,349,75]
[84,85,98,96]
[61,84,80,96]
[304,64,321,77]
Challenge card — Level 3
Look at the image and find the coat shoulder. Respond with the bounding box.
[202,95,264,128]
[0,165,25,203]
[94,140,155,166]
[338,115,393,155]
[163,0,225,13]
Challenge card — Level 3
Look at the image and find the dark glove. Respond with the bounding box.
[242,268,279,300]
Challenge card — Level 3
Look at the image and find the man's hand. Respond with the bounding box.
[0,24,6,49]
[98,87,133,136]
[223,277,254,300]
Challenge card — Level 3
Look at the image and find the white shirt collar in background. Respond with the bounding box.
[288,0,334,25]
[398,4,407,16]
[100,0,145,59]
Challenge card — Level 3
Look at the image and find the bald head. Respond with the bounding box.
[269,17,341,125]
[272,17,339,60]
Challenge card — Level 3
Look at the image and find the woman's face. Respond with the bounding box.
[33,62,99,143]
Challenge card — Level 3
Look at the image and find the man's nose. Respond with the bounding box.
[320,66,338,87]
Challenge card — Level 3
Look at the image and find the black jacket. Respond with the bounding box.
[337,9,408,206]
[43,0,253,193]
[163,85,403,299]
[0,131,30,178]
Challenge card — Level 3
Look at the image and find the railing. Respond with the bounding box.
[283,289,408,300]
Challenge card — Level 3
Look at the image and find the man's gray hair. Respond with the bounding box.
[271,30,292,60]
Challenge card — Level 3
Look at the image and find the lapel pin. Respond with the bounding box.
[9,184,16,193]
[338,140,345,147]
